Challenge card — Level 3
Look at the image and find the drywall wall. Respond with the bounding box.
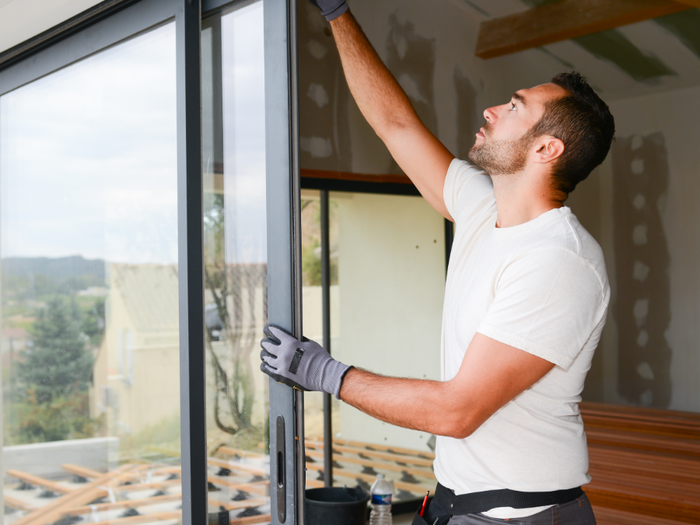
[333,192,445,450]
[299,0,700,413]
[580,85,700,412]
[298,0,563,175]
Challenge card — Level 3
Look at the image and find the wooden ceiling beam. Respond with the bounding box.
[476,0,693,59]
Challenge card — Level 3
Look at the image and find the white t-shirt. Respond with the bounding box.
[433,159,610,518]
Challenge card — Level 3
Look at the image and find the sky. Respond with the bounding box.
[0,1,267,266]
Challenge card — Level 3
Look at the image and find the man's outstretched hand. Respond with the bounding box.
[309,0,348,21]
[260,324,352,399]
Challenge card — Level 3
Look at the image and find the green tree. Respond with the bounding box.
[17,297,93,404]
[82,297,106,347]
[15,389,102,444]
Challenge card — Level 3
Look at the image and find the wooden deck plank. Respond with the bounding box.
[4,495,37,512]
[229,515,271,525]
[208,457,267,476]
[6,470,74,494]
[89,510,181,524]
[62,464,103,480]
[11,463,138,525]
[305,440,434,468]
[305,448,434,478]
[215,498,269,512]
[217,446,266,459]
[207,477,269,495]
[66,494,182,516]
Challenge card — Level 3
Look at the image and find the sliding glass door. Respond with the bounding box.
[201,2,273,523]
[0,1,302,524]
[1,17,184,525]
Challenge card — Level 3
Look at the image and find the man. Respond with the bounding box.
[260,1,615,523]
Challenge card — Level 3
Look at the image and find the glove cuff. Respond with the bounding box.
[333,364,353,400]
[319,359,353,399]
[324,2,348,21]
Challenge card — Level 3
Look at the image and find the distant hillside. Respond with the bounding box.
[2,256,106,282]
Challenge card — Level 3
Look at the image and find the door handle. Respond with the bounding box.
[276,415,286,522]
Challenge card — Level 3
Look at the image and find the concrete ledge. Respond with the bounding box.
[4,437,119,480]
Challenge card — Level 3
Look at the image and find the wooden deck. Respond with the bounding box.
[5,402,698,524]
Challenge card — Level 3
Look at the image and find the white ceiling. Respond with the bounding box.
[0,0,102,54]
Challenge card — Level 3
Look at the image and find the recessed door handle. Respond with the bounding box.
[276,415,286,522]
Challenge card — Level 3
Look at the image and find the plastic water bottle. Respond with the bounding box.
[369,473,393,525]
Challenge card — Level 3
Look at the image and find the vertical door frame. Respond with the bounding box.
[176,0,208,523]
[0,0,303,523]
[264,0,304,523]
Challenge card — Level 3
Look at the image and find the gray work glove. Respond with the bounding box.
[309,0,348,21]
[260,324,352,399]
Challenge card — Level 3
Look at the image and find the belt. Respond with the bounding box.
[434,482,583,515]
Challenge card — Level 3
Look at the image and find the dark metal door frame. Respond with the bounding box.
[264,0,304,523]
[0,0,302,523]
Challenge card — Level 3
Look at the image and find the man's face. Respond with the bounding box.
[468,83,567,175]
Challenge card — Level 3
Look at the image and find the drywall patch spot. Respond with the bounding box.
[633,193,646,210]
[656,193,668,213]
[612,132,672,408]
[307,40,327,60]
[637,362,655,381]
[300,136,332,158]
[633,261,650,282]
[633,298,649,327]
[307,83,329,108]
[397,73,427,104]
[385,13,437,134]
[637,330,649,348]
[633,224,648,245]
[392,31,408,60]
[631,158,644,175]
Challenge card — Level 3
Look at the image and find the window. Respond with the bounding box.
[2,20,183,523]
[0,0,302,523]
[202,2,272,522]
[301,184,448,511]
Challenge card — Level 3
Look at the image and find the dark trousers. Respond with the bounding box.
[413,491,596,525]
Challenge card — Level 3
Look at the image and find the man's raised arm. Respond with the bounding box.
[313,2,455,219]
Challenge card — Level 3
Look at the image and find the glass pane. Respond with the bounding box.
[303,191,444,504]
[1,24,181,523]
[202,2,270,523]
[301,190,340,489]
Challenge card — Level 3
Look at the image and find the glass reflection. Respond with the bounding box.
[1,23,181,523]
[301,190,340,489]
[302,192,443,504]
[202,2,271,522]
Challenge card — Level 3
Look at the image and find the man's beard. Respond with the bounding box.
[468,127,534,176]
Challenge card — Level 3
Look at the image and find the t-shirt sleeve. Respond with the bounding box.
[443,158,494,224]
[477,249,608,369]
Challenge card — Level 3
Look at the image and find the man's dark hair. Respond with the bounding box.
[526,71,615,195]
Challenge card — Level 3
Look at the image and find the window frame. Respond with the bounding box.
[300,178,452,515]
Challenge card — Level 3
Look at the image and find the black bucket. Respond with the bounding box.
[305,486,370,525]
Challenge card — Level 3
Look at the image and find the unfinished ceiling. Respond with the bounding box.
[450,0,700,100]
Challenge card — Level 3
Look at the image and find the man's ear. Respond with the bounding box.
[532,136,564,164]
